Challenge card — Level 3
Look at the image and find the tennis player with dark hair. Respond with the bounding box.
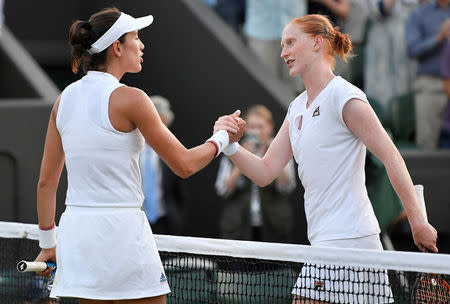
[33,7,244,304]
[215,14,438,303]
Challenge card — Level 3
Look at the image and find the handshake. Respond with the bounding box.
[207,110,247,157]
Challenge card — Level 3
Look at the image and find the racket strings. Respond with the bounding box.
[416,274,450,303]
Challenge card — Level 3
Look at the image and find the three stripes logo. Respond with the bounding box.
[160,272,167,284]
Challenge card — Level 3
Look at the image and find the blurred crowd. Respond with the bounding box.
[203,0,450,150]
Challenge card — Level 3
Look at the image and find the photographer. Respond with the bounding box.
[215,105,296,242]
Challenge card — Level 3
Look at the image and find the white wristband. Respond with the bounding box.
[206,130,229,157]
[39,227,57,249]
[223,142,239,156]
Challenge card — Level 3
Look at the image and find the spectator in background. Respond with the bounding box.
[202,0,246,32]
[440,40,450,148]
[364,0,418,113]
[406,0,450,149]
[244,0,306,93]
[141,95,190,235]
[215,105,296,242]
[321,0,368,89]
[307,0,350,24]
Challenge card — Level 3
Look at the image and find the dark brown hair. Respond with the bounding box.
[289,14,353,69]
[69,7,126,74]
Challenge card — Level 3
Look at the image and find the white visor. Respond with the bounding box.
[87,12,153,55]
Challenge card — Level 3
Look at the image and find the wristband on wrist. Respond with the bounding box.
[39,223,57,249]
[223,142,240,156]
[206,130,229,157]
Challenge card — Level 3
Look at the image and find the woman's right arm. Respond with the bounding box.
[37,97,65,232]
[35,96,65,275]
[215,117,294,187]
[118,88,244,178]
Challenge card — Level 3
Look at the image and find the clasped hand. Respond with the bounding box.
[214,110,246,143]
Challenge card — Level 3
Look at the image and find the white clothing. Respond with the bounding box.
[287,76,380,244]
[292,234,393,304]
[56,71,145,207]
[50,206,170,299]
[51,71,166,299]
[140,145,167,218]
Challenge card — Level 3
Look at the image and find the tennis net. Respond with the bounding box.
[1,221,449,303]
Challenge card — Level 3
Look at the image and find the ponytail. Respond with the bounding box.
[68,7,122,74]
[69,20,92,73]
[332,26,353,63]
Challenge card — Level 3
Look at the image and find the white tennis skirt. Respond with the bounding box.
[292,234,394,304]
[50,205,171,300]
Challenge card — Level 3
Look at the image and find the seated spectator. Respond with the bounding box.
[406,0,450,149]
[215,105,297,242]
[364,0,418,113]
[244,0,306,94]
[140,95,189,235]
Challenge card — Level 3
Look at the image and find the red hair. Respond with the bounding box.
[289,14,353,69]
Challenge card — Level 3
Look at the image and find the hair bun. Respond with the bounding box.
[81,21,92,31]
[332,27,352,59]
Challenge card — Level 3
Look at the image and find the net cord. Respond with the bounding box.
[1,221,449,274]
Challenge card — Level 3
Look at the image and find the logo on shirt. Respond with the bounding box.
[312,106,320,117]
[160,272,167,284]
[314,281,325,291]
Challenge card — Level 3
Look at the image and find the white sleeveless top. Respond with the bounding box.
[56,71,145,207]
[287,76,380,244]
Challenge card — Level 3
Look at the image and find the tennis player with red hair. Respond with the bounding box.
[215,14,438,304]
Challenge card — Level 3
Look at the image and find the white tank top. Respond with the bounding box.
[287,76,380,244]
[56,71,145,207]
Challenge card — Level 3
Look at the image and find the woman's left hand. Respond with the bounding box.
[411,221,438,253]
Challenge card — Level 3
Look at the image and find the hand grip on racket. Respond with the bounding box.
[411,185,449,303]
[17,260,56,273]
[414,184,427,222]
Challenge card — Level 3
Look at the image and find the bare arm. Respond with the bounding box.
[343,98,438,252]
[37,97,65,230]
[444,79,450,98]
[221,118,294,187]
[34,97,65,274]
[115,87,244,178]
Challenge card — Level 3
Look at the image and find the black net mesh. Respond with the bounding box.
[0,235,433,304]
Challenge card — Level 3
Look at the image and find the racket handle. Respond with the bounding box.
[414,184,428,222]
[17,260,55,272]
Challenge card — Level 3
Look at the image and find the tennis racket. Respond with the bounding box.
[17,260,56,291]
[411,185,450,303]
